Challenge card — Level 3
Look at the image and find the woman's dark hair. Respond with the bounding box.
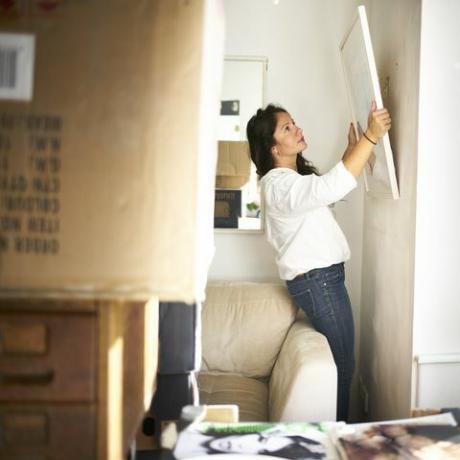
[246,103,318,178]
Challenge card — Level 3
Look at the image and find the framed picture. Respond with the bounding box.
[340,6,399,199]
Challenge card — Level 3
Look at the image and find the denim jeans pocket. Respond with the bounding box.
[321,263,344,285]
[311,278,337,319]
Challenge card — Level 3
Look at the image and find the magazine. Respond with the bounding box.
[173,421,343,460]
[331,412,460,460]
[173,413,459,460]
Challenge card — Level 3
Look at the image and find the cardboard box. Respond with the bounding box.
[0,0,224,302]
[214,189,241,229]
[216,141,251,189]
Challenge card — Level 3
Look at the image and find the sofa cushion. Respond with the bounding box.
[198,372,268,421]
[201,282,297,378]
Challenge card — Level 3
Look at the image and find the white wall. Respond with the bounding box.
[358,0,421,420]
[413,0,460,408]
[210,231,278,281]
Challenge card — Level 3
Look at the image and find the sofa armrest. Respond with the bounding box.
[269,318,337,422]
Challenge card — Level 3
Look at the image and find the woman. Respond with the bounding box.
[246,101,391,421]
[204,431,326,459]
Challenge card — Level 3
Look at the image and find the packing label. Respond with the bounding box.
[0,113,62,255]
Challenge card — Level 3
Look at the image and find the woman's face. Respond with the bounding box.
[272,111,307,158]
[208,433,293,454]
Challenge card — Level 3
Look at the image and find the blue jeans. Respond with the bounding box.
[286,262,354,421]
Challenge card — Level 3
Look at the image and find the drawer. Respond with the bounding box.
[0,313,96,402]
[0,403,96,460]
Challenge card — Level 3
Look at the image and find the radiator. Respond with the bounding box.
[412,353,460,409]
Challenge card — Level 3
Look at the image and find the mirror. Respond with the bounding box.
[214,55,267,232]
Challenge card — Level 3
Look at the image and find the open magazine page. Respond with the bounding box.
[330,412,460,460]
[173,421,345,460]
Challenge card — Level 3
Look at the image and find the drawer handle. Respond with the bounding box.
[0,369,54,386]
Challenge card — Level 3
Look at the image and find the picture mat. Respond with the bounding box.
[340,6,399,199]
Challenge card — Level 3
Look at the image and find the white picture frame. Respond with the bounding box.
[340,5,399,199]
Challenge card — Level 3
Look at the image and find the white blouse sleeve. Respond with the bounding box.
[265,161,357,214]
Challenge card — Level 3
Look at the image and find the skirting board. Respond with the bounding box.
[412,353,460,409]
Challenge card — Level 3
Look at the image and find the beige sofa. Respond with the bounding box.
[198,281,337,422]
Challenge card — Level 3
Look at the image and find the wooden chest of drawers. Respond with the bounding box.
[0,297,159,460]
[0,312,97,402]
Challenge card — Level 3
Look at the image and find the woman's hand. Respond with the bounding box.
[342,101,391,178]
[365,100,391,142]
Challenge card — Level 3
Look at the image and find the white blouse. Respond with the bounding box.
[260,161,357,280]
